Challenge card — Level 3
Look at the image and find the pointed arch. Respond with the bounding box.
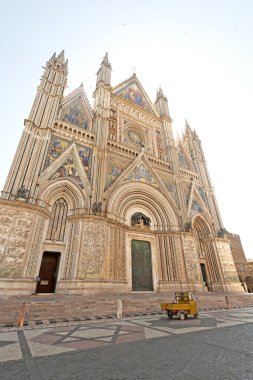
[192,215,222,287]
[46,198,68,241]
[39,179,86,210]
[105,181,179,229]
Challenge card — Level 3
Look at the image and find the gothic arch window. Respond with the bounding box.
[47,198,68,241]
[131,212,151,227]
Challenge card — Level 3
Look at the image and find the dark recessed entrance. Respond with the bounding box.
[131,240,153,291]
[36,252,60,293]
[200,263,209,291]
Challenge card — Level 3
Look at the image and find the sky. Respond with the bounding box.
[0,0,252,258]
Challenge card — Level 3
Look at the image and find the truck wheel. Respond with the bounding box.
[167,311,173,319]
[179,312,185,320]
[194,312,198,319]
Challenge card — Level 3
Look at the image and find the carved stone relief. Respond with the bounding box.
[78,222,107,278]
[182,236,202,282]
[216,240,239,282]
[0,207,37,277]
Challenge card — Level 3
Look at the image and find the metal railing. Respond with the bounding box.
[1,191,51,210]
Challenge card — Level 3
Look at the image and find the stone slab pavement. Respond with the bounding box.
[1,307,253,379]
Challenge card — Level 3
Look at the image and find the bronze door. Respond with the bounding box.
[131,240,153,291]
[36,252,60,293]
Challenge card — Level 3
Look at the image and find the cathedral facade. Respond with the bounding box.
[0,51,242,295]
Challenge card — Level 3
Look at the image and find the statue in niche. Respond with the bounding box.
[92,202,103,214]
[16,185,29,199]
[217,228,228,238]
[131,212,151,228]
[184,221,192,232]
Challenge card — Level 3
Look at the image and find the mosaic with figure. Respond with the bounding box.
[126,163,157,186]
[178,148,191,170]
[191,200,203,213]
[159,174,176,201]
[105,155,130,190]
[44,136,93,180]
[198,187,207,204]
[77,145,93,180]
[116,82,152,113]
[49,156,84,189]
[62,100,88,129]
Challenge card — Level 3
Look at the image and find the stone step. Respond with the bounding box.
[0,293,253,325]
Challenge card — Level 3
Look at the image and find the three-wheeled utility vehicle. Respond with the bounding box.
[161,292,198,320]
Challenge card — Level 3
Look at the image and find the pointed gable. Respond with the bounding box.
[49,155,84,189]
[44,135,93,180]
[40,143,92,192]
[60,85,92,129]
[113,75,158,116]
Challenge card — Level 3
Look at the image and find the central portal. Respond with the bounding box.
[131,240,153,291]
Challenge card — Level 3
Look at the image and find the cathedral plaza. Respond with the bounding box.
[1,307,253,379]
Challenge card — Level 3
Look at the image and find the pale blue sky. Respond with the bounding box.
[0,0,252,258]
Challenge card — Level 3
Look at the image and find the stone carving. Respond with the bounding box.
[0,208,34,277]
[24,217,45,278]
[78,223,106,277]
[131,212,151,227]
[184,221,192,232]
[217,228,228,238]
[182,237,201,281]
[92,202,102,214]
[16,186,29,199]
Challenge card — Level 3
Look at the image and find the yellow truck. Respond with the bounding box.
[161,292,198,320]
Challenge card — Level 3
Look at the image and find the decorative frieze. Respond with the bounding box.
[0,206,37,278]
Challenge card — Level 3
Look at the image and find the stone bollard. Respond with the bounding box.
[225,295,231,309]
[116,299,122,319]
[17,303,28,327]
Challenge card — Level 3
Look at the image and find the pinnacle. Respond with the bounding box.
[57,50,65,61]
[155,86,167,103]
[101,52,111,67]
[50,52,56,62]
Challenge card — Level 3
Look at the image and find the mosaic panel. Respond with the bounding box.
[191,200,203,213]
[125,163,157,186]
[183,182,192,201]
[105,155,130,190]
[159,173,176,200]
[44,136,93,180]
[62,98,88,129]
[198,186,208,204]
[49,156,83,189]
[115,82,152,113]
[178,148,191,170]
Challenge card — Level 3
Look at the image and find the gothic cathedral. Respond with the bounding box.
[0,51,242,295]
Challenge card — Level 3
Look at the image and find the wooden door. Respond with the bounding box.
[36,252,60,293]
[131,240,153,291]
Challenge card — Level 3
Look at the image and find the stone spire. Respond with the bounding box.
[28,50,68,128]
[154,87,170,117]
[96,52,112,86]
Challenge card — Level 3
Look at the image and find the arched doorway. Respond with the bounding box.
[193,216,222,291]
[131,240,153,291]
